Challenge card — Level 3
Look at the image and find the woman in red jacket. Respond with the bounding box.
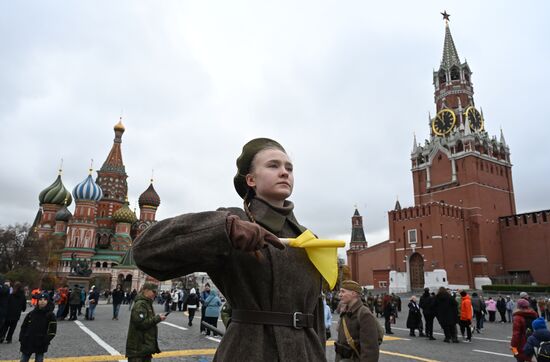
[511,298,538,361]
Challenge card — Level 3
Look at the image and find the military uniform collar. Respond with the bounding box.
[342,299,362,316]
[249,197,305,234]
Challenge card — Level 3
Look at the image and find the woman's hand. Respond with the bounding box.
[226,215,285,251]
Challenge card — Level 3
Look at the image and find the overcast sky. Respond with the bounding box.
[1,1,549,252]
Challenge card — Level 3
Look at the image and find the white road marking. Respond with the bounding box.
[391,327,509,343]
[473,349,514,358]
[161,321,188,330]
[74,320,126,362]
[206,336,222,343]
[471,336,510,343]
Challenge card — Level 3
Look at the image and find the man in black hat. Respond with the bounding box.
[126,283,166,362]
[19,292,57,362]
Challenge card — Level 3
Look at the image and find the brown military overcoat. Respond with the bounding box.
[133,197,326,361]
[336,301,380,362]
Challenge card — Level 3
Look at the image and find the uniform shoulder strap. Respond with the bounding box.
[342,317,360,357]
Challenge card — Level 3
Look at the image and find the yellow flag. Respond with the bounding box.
[285,230,345,289]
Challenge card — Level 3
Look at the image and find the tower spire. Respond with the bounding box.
[100,118,127,174]
[350,207,367,250]
[440,12,461,69]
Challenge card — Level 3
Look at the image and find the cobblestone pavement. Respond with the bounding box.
[0,303,528,361]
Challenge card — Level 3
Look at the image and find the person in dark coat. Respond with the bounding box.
[522,317,550,360]
[87,286,100,320]
[471,292,484,333]
[0,276,10,338]
[434,287,459,343]
[18,292,57,362]
[419,288,436,340]
[125,283,166,362]
[185,288,199,326]
[199,283,211,334]
[133,138,327,361]
[382,294,395,335]
[68,286,81,321]
[497,296,507,323]
[0,282,26,343]
[407,296,424,337]
[112,284,125,320]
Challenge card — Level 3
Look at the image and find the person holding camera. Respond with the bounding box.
[335,280,381,362]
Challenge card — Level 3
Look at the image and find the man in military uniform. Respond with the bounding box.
[335,280,381,362]
[126,283,166,362]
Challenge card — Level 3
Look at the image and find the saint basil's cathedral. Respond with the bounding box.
[32,118,160,291]
[347,15,550,292]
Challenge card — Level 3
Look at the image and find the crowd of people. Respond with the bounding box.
[3,272,550,362]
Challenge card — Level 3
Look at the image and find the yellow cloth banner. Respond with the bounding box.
[287,230,345,289]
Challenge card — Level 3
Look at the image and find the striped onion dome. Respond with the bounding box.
[55,204,72,222]
[138,182,160,207]
[113,202,137,224]
[73,174,103,202]
[39,174,73,206]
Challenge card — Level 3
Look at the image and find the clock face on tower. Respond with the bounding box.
[464,106,484,132]
[432,109,456,136]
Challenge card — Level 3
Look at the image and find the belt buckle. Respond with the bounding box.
[293,312,303,329]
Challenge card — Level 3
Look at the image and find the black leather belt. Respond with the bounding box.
[232,309,314,329]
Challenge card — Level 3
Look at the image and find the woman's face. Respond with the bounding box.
[246,148,293,205]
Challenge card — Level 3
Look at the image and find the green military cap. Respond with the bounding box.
[142,282,158,292]
[341,280,362,293]
[233,138,286,199]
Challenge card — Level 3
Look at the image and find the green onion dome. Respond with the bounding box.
[39,174,73,206]
[113,201,137,224]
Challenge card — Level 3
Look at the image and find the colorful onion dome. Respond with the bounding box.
[39,174,72,206]
[138,181,160,207]
[73,173,103,202]
[55,204,72,222]
[114,117,125,132]
[113,202,137,224]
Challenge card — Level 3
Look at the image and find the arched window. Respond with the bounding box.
[102,262,108,268]
[95,262,101,268]
[439,70,446,85]
[456,140,464,153]
[450,66,460,81]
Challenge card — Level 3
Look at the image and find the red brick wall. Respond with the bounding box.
[500,211,550,284]
[388,203,471,286]
[347,241,391,286]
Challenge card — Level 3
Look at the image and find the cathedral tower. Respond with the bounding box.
[95,118,129,247]
[36,169,72,239]
[61,169,103,268]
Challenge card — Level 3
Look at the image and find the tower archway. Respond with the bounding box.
[409,253,425,290]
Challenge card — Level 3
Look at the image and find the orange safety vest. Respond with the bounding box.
[31,288,41,305]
